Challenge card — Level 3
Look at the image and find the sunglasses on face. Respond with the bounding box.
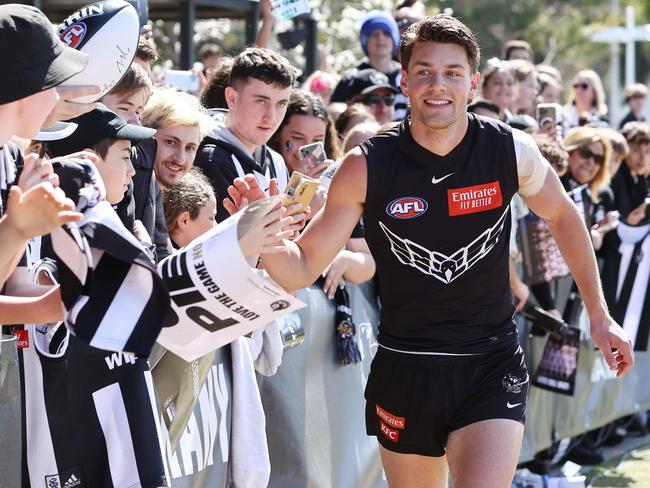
[577,146,605,165]
[573,83,590,90]
[364,93,396,106]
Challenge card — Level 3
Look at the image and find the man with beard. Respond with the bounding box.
[140,87,212,189]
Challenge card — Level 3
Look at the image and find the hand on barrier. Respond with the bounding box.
[5,182,82,240]
[42,85,100,128]
[590,316,635,377]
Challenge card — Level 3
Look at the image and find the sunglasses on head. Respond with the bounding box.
[573,82,590,90]
[577,146,605,165]
[364,93,396,106]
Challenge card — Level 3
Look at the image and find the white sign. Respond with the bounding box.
[156,198,304,361]
[272,0,311,21]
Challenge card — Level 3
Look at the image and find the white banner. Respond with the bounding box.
[156,198,304,361]
[272,0,311,21]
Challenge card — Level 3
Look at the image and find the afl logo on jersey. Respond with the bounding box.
[60,22,87,48]
[386,197,428,219]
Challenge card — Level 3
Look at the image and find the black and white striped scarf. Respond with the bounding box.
[602,222,650,351]
[50,158,170,357]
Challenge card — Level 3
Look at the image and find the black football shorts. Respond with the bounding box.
[365,341,529,457]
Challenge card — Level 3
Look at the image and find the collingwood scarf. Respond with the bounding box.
[50,158,170,356]
[601,222,650,351]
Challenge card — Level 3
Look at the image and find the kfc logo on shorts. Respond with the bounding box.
[448,181,502,216]
[376,405,406,429]
[60,23,87,49]
[386,197,428,219]
[380,421,400,442]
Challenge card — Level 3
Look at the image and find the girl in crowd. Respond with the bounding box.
[334,103,376,141]
[480,60,517,122]
[564,70,608,129]
[270,89,375,299]
[162,168,216,249]
[271,89,342,180]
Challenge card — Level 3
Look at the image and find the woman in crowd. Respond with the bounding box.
[562,126,618,250]
[270,89,375,298]
[564,70,608,129]
[480,60,517,121]
[270,89,342,180]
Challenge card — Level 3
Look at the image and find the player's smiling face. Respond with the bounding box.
[401,41,479,131]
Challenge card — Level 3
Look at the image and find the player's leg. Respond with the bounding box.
[446,418,523,488]
[379,445,448,488]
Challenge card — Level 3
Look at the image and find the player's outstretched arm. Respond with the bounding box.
[261,148,367,291]
[523,169,634,377]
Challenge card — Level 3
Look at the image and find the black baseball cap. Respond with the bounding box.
[337,69,399,102]
[47,104,156,157]
[0,4,88,105]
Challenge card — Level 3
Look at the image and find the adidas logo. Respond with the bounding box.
[63,474,81,487]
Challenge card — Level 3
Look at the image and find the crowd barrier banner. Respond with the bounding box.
[162,345,232,488]
[258,283,386,488]
[151,279,650,484]
[0,334,21,488]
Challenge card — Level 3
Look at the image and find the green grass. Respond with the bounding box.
[587,443,650,487]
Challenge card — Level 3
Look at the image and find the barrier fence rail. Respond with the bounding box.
[1,282,648,487]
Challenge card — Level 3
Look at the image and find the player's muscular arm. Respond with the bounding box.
[523,169,634,376]
[261,148,367,290]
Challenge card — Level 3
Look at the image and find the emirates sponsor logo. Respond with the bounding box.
[447,181,502,216]
[376,405,405,429]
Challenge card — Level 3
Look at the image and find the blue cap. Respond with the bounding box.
[360,11,400,57]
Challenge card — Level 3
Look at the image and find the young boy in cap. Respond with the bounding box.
[47,104,155,205]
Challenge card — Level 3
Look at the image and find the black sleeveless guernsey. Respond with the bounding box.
[362,114,519,353]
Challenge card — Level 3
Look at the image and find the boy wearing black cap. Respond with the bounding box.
[47,104,156,205]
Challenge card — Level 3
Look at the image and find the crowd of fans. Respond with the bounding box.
[1,0,649,486]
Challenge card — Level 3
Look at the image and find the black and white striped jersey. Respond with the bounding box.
[602,222,650,351]
[19,328,170,488]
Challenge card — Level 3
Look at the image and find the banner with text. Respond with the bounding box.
[157,198,304,362]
